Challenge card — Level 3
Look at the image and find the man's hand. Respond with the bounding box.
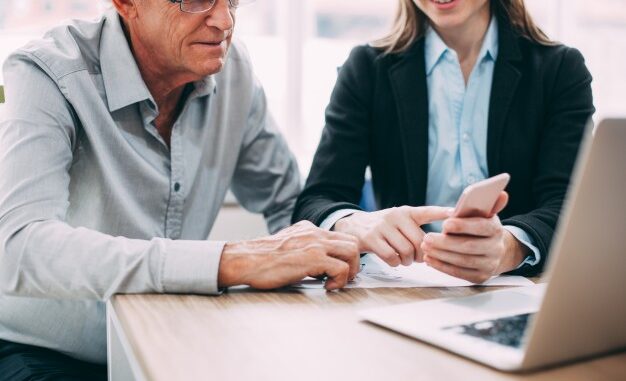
[333,206,453,267]
[218,221,360,290]
[420,192,529,283]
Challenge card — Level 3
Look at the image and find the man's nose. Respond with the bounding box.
[205,0,234,32]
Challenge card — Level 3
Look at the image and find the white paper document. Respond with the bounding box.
[291,254,534,289]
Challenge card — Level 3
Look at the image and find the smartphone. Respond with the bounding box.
[453,173,511,218]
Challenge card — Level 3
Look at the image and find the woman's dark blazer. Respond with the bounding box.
[292,15,595,276]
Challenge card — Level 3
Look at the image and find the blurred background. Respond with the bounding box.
[1,0,625,173]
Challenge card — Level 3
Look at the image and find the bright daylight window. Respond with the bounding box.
[1,0,625,172]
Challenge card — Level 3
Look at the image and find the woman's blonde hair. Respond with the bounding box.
[372,0,554,54]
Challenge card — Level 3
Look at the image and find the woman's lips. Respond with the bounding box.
[430,0,460,10]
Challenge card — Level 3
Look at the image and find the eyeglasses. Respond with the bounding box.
[169,0,256,14]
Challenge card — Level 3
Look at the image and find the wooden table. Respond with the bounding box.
[107,285,626,381]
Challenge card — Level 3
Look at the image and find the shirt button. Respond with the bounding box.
[174,182,181,192]
[462,133,470,142]
[467,176,476,185]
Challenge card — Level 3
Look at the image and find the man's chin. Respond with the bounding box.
[191,59,226,77]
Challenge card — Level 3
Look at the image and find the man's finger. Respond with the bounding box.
[321,257,350,290]
[323,240,360,279]
[408,206,454,225]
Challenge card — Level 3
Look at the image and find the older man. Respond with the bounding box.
[0,0,365,378]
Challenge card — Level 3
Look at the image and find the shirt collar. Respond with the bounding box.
[99,10,217,112]
[190,75,217,100]
[424,15,499,76]
[480,16,499,62]
[100,10,154,112]
[424,24,449,76]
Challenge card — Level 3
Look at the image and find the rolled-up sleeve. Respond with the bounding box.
[0,53,224,300]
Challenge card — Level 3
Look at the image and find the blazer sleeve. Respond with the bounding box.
[292,46,376,225]
[503,47,595,276]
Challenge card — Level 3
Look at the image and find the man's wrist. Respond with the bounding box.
[218,242,258,288]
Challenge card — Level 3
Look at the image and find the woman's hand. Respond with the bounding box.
[420,192,529,283]
[333,206,453,266]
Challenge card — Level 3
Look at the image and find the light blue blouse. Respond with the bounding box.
[323,16,539,267]
[423,16,539,263]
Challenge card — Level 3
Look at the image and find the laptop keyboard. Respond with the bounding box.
[445,313,534,348]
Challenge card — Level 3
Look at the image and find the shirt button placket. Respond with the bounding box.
[166,123,184,240]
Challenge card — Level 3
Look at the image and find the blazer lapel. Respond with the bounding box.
[488,21,522,175]
[389,40,430,206]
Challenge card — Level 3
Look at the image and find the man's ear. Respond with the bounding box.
[111,0,139,20]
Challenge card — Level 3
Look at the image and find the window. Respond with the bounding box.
[0,1,103,83]
[1,0,625,172]
[237,0,396,170]
[525,0,626,120]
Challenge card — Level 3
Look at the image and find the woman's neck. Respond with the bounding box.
[432,3,492,83]
[432,4,492,64]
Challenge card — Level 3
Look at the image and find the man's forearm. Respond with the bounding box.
[0,219,225,299]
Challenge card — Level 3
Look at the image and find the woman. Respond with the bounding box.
[293,0,594,282]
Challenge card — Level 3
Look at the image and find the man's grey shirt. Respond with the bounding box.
[0,10,301,363]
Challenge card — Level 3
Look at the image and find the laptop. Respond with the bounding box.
[359,119,626,372]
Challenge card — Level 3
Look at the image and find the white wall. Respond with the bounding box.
[208,206,268,242]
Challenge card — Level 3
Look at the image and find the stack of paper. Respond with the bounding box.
[291,254,534,289]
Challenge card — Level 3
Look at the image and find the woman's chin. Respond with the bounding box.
[429,14,469,32]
